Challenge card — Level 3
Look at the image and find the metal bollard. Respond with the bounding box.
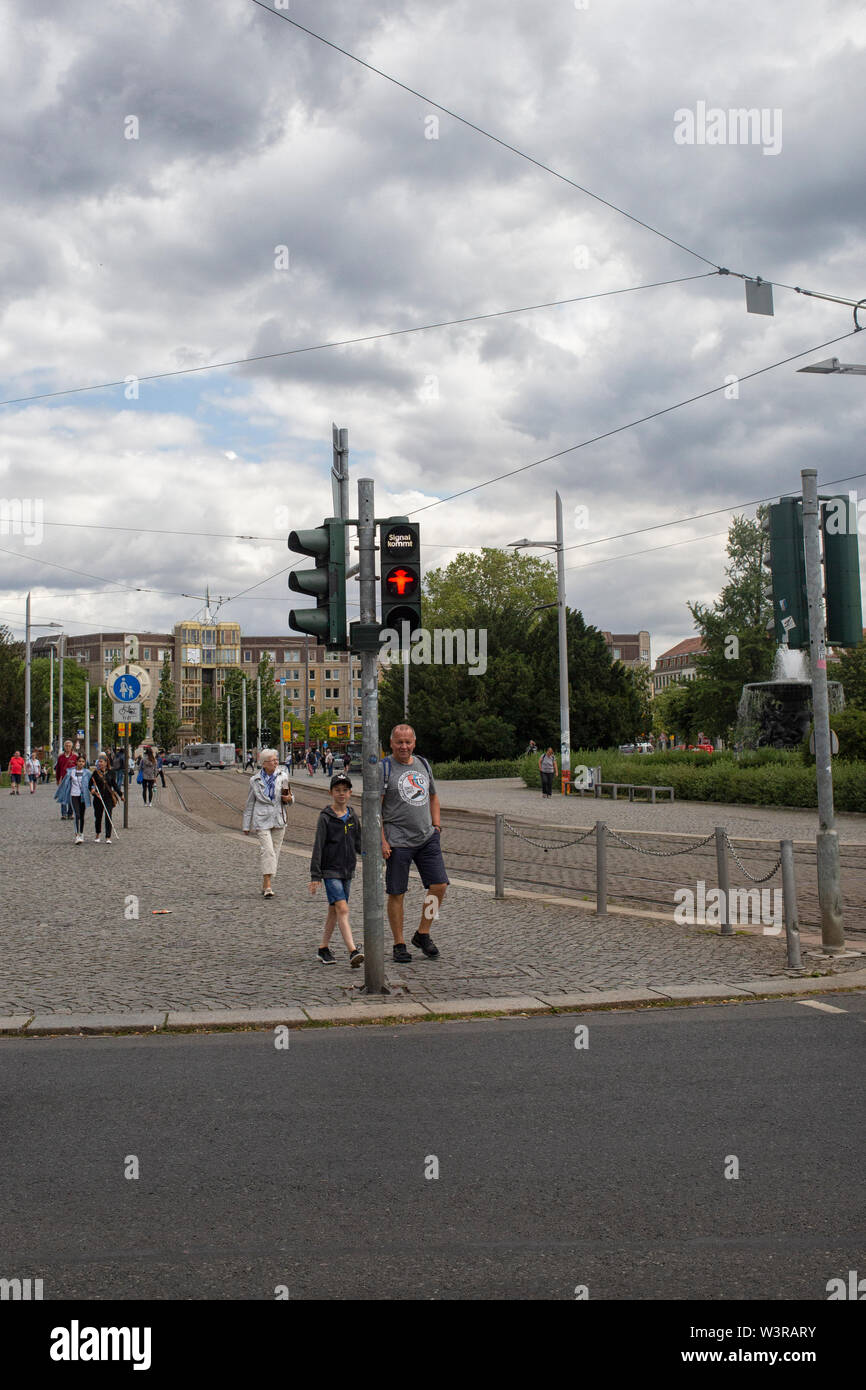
[780,839,802,969]
[494,813,505,899]
[596,821,607,915]
[715,827,733,936]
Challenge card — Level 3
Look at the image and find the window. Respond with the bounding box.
[613,648,620,660]
[142,647,150,660]
[243,651,252,663]
[293,689,300,699]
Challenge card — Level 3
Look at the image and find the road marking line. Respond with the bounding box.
[797,1000,847,1014]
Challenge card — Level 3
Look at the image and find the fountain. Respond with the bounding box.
[736,646,844,750]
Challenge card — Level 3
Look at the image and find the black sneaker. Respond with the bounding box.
[411,930,440,959]
[317,947,336,966]
[392,943,413,963]
[349,948,364,968]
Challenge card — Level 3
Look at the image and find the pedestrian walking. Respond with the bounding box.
[110,746,125,797]
[380,723,448,962]
[309,773,364,968]
[305,748,315,777]
[525,739,538,757]
[54,753,92,843]
[342,749,351,772]
[242,748,294,897]
[40,759,50,784]
[25,753,40,792]
[90,755,119,843]
[8,751,25,794]
[539,747,558,798]
[55,740,78,820]
[156,750,167,788]
[138,746,157,804]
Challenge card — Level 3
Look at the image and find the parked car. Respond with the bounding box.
[162,754,180,766]
[688,742,714,754]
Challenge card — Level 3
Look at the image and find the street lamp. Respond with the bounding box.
[797,358,866,376]
[24,593,62,759]
[508,491,571,790]
[796,354,865,952]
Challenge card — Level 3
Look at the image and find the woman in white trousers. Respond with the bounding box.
[243,749,294,897]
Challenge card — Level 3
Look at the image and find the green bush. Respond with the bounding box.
[431,759,521,780]
[519,746,866,810]
[803,709,866,765]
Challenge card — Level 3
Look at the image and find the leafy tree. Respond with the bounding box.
[198,687,220,742]
[652,681,702,744]
[379,548,640,759]
[153,655,181,750]
[254,654,281,746]
[836,641,866,710]
[687,510,775,735]
[0,625,24,762]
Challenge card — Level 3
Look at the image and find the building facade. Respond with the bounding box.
[601,630,651,669]
[652,637,706,694]
[37,624,362,746]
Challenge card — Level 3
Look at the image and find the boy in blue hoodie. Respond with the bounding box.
[309,774,364,967]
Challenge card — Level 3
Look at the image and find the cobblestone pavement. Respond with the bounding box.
[1,782,863,1017]
[169,770,866,931]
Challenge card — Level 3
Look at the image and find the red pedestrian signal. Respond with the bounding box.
[385,567,418,598]
[379,519,421,646]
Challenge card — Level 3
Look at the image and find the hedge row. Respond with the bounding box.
[431,759,521,780]
[521,749,866,811]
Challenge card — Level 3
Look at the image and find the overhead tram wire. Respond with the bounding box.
[0,275,713,411]
[408,327,865,517]
[246,0,866,312]
[247,0,718,269]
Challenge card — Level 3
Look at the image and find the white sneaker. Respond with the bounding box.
[75,833,83,844]
[94,835,102,843]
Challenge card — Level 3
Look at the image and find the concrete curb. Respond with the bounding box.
[2,969,865,1035]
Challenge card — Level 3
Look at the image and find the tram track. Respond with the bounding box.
[162,769,866,927]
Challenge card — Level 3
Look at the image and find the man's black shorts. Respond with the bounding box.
[385,831,449,896]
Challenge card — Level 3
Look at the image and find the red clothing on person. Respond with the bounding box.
[9,756,25,775]
[55,752,78,782]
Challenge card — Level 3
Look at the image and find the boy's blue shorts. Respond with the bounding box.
[324,878,351,904]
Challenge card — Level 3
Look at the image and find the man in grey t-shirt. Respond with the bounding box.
[380,724,449,963]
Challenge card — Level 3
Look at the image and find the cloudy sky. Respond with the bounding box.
[1,0,865,665]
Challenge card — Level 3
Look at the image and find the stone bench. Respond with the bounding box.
[584,781,675,803]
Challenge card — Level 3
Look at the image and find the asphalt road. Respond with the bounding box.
[3,996,864,1300]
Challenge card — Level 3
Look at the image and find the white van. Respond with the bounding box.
[178,743,235,769]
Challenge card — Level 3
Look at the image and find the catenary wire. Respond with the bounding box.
[409,327,864,515]
[0,275,714,410]
[245,1,714,269]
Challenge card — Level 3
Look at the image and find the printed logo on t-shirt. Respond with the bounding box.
[396,768,429,806]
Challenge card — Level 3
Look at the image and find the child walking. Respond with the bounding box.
[309,773,364,967]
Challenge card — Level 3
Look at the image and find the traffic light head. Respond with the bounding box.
[288,519,347,650]
[379,519,421,645]
[764,498,809,649]
[821,495,863,647]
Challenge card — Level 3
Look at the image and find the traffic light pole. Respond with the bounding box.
[802,468,844,953]
[358,477,386,993]
[555,492,571,791]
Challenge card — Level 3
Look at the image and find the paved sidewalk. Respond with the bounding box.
[1,788,862,1021]
[437,778,866,843]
